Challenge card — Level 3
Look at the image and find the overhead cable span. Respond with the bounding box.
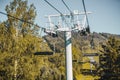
[61,0,72,13]
[82,0,90,33]
[44,0,63,15]
[82,0,89,26]
[44,0,69,25]
[0,11,44,29]
[61,0,74,21]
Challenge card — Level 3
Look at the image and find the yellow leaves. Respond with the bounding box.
[82,62,95,70]
[5,0,37,36]
[59,66,65,74]
[9,26,16,37]
[72,47,79,55]
[16,7,21,14]
[105,37,120,62]
[0,0,50,79]
[17,55,39,79]
[72,46,82,60]
[75,74,95,80]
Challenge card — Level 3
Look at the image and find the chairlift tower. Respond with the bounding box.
[44,10,92,80]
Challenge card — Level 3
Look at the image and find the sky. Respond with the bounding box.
[0,0,120,34]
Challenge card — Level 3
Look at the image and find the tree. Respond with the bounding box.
[0,0,44,79]
[0,0,64,79]
[5,0,37,36]
[99,37,120,80]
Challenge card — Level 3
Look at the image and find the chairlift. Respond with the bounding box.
[34,51,53,55]
[86,25,90,34]
[44,28,58,37]
[83,53,99,57]
[78,0,91,36]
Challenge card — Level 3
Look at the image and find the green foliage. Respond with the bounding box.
[0,0,51,80]
[5,0,37,36]
[99,37,120,80]
[0,0,66,80]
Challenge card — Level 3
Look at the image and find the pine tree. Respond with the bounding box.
[99,37,120,80]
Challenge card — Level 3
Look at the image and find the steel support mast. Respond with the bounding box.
[65,31,73,80]
[44,1,92,79]
[45,10,91,80]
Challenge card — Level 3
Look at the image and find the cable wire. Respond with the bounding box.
[44,0,63,15]
[44,0,70,27]
[82,0,89,25]
[0,11,44,29]
[61,0,74,24]
[82,0,90,33]
[61,0,72,13]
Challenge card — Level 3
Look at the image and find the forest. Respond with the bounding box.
[0,0,120,80]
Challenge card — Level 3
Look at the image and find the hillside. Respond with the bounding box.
[43,32,119,53]
[0,25,120,80]
[43,32,120,80]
